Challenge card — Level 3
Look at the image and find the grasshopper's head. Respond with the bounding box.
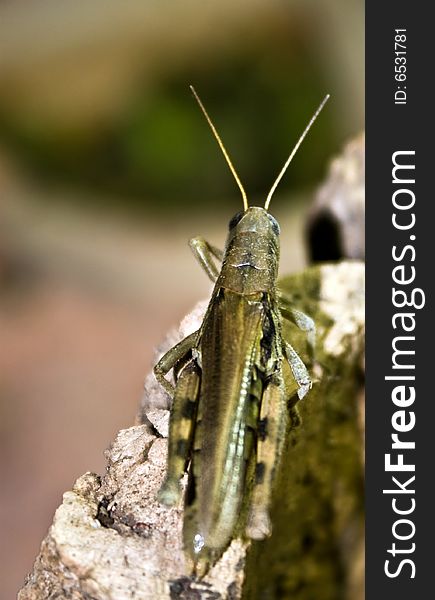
[227,206,280,240]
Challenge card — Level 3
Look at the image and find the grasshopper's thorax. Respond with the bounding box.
[218,206,280,295]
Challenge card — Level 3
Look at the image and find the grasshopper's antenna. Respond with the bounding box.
[265,94,330,211]
[190,85,249,212]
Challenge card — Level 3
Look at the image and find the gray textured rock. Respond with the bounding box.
[19,425,247,599]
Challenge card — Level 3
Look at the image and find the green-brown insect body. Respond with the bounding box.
[155,208,313,574]
[185,208,280,561]
[154,89,328,575]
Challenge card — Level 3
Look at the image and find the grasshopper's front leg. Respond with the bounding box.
[189,236,223,282]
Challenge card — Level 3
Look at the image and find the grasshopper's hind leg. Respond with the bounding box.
[246,372,288,540]
[158,359,201,506]
[154,331,200,505]
[247,341,312,540]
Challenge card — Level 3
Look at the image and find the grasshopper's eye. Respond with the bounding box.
[268,214,280,235]
[228,211,244,230]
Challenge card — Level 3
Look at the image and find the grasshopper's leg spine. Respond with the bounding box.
[153,331,199,397]
[246,370,287,540]
[158,359,201,506]
[189,237,223,282]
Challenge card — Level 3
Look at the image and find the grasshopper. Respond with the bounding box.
[154,87,329,575]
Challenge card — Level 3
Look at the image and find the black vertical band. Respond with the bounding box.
[366,2,433,596]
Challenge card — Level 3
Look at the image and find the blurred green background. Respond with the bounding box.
[0,0,363,597]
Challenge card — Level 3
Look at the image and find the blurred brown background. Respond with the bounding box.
[0,0,363,596]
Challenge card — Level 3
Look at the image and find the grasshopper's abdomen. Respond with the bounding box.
[183,289,265,567]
